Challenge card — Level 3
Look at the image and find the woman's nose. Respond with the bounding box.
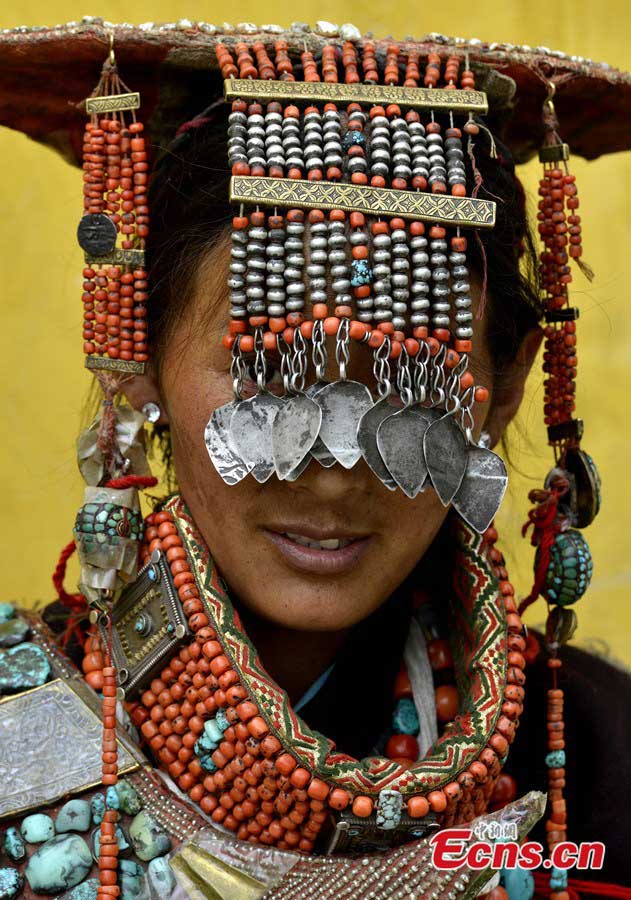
[285,455,373,503]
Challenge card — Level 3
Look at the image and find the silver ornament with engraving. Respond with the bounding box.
[315,380,374,469]
[423,413,468,505]
[306,380,337,468]
[272,393,322,479]
[357,397,401,490]
[452,445,508,533]
[376,405,436,498]
[204,400,251,485]
[229,393,284,483]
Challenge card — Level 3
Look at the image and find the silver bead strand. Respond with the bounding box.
[264,103,285,175]
[345,107,368,180]
[307,212,329,309]
[409,118,430,190]
[266,213,286,319]
[246,103,267,173]
[328,212,352,311]
[426,121,447,194]
[323,106,344,179]
[368,111,390,184]
[227,105,248,170]
[371,221,393,326]
[409,225,431,331]
[350,221,374,324]
[282,106,304,177]
[390,114,412,187]
[450,233,474,342]
[391,220,410,332]
[430,228,451,335]
[245,212,267,316]
[228,215,248,320]
[303,106,324,179]
[284,211,306,315]
[445,120,467,194]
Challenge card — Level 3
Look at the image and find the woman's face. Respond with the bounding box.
[132,232,537,633]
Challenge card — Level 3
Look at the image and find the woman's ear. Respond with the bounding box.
[120,366,170,426]
[483,326,544,448]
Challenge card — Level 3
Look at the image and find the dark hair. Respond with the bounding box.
[146,89,542,467]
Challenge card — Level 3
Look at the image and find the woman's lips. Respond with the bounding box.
[263,529,373,575]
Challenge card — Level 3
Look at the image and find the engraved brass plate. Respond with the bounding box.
[539,143,570,163]
[85,356,146,375]
[0,678,142,819]
[105,550,189,698]
[85,249,146,267]
[86,92,140,114]
[230,176,496,228]
[224,78,488,114]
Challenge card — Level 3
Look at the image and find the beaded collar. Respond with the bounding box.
[124,494,525,854]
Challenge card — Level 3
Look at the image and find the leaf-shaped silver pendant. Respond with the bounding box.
[306,381,336,468]
[423,413,468,506]
[356,397,400,490]
[452,446,509,533]
[272,393,322,480]
[376,406,434,498]
[314,381,373,469]
[229,393,284,483]
[204,401,251,486]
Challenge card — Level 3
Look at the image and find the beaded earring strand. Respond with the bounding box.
[519,82,601,900]
[207,38,508,535]
[71,38,159,900]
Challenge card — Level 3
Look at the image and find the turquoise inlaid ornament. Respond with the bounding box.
[2,827,25,862]
[375,789,404,831]
[73,501,143,546]
[538,529,593,606]
[56,799,92,834]
[25,834,92,893]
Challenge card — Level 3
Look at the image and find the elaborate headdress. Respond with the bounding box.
[1,19,629,900]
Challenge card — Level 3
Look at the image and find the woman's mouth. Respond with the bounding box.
[263,527,373,575]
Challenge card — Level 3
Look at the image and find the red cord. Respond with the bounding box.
[533,870,631,898]
[104,475,158,490]
[518,480,567,617]
[52,541,86,611]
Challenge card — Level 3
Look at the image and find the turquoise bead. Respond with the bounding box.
[105,785,120,810]
[57,877,99,900]
[0,868,23,900]
[56,799,91,834]
[119,860,149,900]
[25,835,92,893]
[198,754,217,773]
[2,827,25,862]
[147,856,176,899]
[21,813,55,843]
[0,642,51,694]
[501,866,535,899]
[545,749,566,768]
[215,709,230,731]
[128,811,172,862]
[392,698,420,735]
[92,824,129,859]
[550,866,568,890]
[115,780,143,816]
[0,602,15,623]
[90,793,105,825]
[204,718,224,744]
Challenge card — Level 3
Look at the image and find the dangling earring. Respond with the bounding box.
[478,430,492,448]
[142,402,161,424]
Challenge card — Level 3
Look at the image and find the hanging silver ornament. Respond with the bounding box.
[204,400,251,486]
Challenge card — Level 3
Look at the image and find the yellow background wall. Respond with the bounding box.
[1,1,629,663]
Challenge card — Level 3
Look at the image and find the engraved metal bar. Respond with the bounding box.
[85,92,141,114]
[539,143,570,163]
[85,249,146,267]
[229,176,496,229]
[224,78,489,114]
[85,356,146,375]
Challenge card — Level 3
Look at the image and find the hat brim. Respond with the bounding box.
[1,20,629,166]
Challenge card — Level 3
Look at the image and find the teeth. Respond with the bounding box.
[285,533,352,551]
